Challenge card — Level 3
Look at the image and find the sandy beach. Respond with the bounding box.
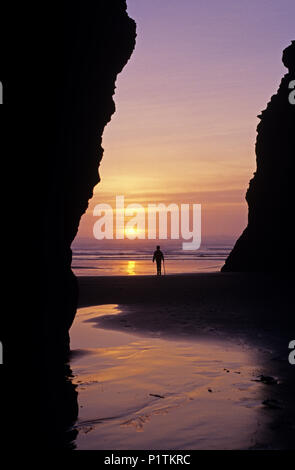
[69,273,295,449]
[78,272,294,342]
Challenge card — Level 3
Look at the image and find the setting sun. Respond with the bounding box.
[125,227,137,237]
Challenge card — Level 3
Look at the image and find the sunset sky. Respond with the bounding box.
[74,0,294,247]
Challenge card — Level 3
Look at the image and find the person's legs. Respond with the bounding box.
[156,261,161,275]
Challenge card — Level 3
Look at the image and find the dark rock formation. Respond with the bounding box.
[2,1,135,448]
[42,1,136,360]
[222,41,295,272]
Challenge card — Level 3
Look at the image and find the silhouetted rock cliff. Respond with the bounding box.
[39,2,136,360]
[222,41,295,272]
[3,1,136,447]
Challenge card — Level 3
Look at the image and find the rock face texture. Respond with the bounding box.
[222,41,295,272]
[4,1,136,447]
[43,2,136,359]
[42,3,135,443]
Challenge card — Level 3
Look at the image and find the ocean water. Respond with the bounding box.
[71,244,232,276]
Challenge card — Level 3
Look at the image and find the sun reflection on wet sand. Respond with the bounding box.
[70,305,271,450]
[126,261,136,275]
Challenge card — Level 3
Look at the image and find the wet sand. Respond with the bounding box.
[78,273,294,347]
[72,273,295,449]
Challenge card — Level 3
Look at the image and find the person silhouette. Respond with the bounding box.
[153,245,164,276]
